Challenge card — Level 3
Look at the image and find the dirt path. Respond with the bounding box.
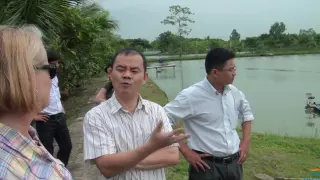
[67,117,100,180]
[59,76,106,179]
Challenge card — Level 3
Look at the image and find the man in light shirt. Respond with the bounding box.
[164,48,254,180]
[35,50,72,166]
[83,48,189,180]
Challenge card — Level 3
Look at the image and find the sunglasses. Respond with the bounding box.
[35,64,57,79]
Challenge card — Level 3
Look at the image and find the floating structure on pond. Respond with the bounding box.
[305,93,320,114]
[147,63,176,78]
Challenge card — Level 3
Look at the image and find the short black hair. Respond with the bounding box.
[110,48,147,72]
[47,50,60,63]
[205,48,235,74]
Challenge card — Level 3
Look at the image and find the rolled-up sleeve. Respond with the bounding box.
[163,91,194,126]
[83,110,116,163]
[238,90,254,123]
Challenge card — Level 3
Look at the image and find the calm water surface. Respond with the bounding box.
[148,54,320,138]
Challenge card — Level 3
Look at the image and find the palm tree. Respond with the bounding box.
[0,0,85,41]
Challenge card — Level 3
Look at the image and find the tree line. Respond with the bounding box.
[1,2,319,93]
[127,5,320,56]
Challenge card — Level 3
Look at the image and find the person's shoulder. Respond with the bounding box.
[141,99,162,109]
[141,98,166,115]
[84,102,110,121]
[0,142,19,175]
[228,84,243,93]
[228,84,247,98]
[228,84,239,91]
[178,80,205,97]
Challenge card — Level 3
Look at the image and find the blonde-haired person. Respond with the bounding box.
[0,26,73,179]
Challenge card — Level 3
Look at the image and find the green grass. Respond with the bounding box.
[165,133,320,180]
[147,49,320,62]
[63,77,320,180]
[140,79,169,106]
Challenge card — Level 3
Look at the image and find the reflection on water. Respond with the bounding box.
[149,54,320,138]
[304,93,320,136]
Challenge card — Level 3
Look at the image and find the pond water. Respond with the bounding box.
[148,54,320,138]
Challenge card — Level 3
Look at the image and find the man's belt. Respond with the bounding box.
[193,149,240,164]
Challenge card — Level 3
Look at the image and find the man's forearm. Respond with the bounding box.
[241,121,252,142]
[95,143,155,178]
[178,140,191,154]
[135,147,179,170]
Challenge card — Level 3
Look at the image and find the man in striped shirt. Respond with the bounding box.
[83,48,189,180]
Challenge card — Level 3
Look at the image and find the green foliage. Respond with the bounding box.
[154,31,180,53]
[125,38,152,50]
[0,0,84,42]
[52,4,119,90]
[0,1,121,93]
[152,21,320,55]
[161,5,195,56]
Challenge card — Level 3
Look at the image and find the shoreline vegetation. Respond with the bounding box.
[63,77,320,180]
[146,49,320,62]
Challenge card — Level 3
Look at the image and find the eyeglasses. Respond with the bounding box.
[35,64,57,79]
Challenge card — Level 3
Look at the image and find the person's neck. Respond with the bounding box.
[0,113,34,138]
[207,76,224,94]
[115,93,140,113]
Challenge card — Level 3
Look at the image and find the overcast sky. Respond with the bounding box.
[98,0,319,41]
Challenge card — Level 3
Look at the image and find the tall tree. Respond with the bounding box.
[229,29,241,51]
[269,22,286,37]
[161,5,195,57]
[230,29,240,41]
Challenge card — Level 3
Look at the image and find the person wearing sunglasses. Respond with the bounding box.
[0,26,72,179]
[34,50,73,167]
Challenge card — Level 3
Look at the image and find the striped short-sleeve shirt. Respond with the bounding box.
[0,123,73,180]
[83,94,175,180]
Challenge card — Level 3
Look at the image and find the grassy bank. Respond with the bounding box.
[62,77,320,179]
[140,81,320,180]
[147,49,320,62]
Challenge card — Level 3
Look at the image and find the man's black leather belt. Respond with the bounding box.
[193,149,240,164]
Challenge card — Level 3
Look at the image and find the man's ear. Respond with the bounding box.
[143,72,149,85]
[211,69,218,77]
[107,67,112,80]
[107,67,112,74]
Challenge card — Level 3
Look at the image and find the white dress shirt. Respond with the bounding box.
[41,76,64,115]
[83,94,176,180]
[164,77,254,157]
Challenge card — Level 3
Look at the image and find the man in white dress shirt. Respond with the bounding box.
[83,48,189,180]
[164,48,254,180]
[35,50,72,166]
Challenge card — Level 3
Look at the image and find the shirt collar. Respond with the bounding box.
[109,93,149,114]
[203,77,231,95]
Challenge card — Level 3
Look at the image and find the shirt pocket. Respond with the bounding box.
[228,93,240,129]
[230,109,240,129]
